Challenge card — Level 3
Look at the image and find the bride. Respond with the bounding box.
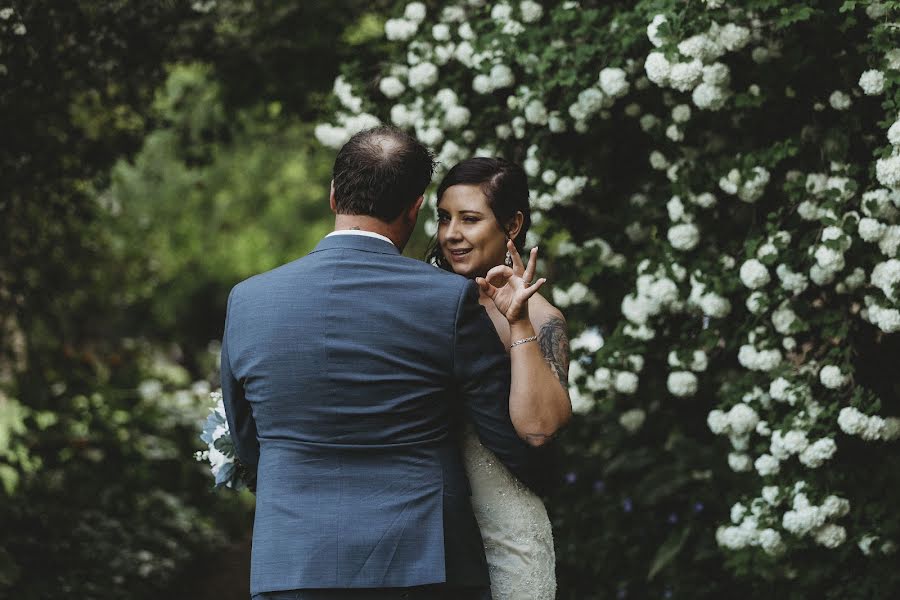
[429,157,572,600]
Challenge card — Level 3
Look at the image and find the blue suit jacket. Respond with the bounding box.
[221,234,554,594]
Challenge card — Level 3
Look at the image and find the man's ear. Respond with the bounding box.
[407,194,425,224]
[329,180,337,213]
[506,210,525,240]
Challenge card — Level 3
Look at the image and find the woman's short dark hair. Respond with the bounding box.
[332,125,436,222]
[427,157,532,271]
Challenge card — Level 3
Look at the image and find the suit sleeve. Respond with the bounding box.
[452,280,558,496]
[220,287,260,491]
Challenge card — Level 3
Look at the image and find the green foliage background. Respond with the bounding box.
[3,1,900,599]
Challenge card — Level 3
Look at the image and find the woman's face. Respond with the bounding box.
[437,184,510,278]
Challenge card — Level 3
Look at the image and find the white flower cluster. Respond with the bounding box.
[621,267,682,330]
[719,166,771,203]
[552,281,598,308]
[737,332,782,372]
[687,274,732,318]
[838,406,900,441]
[644,16,748,111]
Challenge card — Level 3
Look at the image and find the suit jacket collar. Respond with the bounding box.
[310,233,401,256]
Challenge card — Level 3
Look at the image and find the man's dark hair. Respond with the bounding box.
[332,126,436,221]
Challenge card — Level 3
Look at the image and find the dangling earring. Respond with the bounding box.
[504,250,513,267]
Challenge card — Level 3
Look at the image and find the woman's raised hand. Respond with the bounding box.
[476,239,546,323]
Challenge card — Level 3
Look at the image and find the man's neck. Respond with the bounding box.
[333,215,404,250]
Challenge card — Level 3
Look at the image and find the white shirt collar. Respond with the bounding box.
[326,229,396,247]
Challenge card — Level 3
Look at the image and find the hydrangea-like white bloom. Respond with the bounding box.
[887,48,900,70]
[665,124,684,142]
[799,438,837,468]
[728,452,752,472]
[702,63,730,87]
[649,150,669,170]
[837,406,868,435]
[859,217,887,242]
[821,495,850,519]
[879,225,900,257]
[829,90,852,110]
[385,18,418,41]
[389,104,415,128]
[859,69,886,95]
[379,76,406,98]
[667,371,698,397]
[490,2,512,20]
[728,403,759,435]
[443,105,471,129]
[871,259,900,300]
[490,64,515,88]
[519,0,543,22]
[440,6,465,22]
[740,259,771,289]
[552,281,596,307]
[776,263,809,295]
[667,195,685,221]
[745,290,767,314]
[619,408,646,432]
[404,2,427,23]
[599,67,630,98]
[431,24,451,42]
[555,175,588,201]
[771,304,798,335]
[819,365,848,389]
[814,524,847,548]
[707,409,729,434]
[647,14,668,48]
[472,74,492,94]
[716,525,754,549]
[672,104,692,123]
[699,292,731,318]
[678,34,723,62]
[668,223,700,250]
[717,23,750,51]
[758,528,783,556]
[523,98,548,125]
[614,371,639,394]
[762,486,780,506]
[669,60,703,92]
[570,327,604,353]
[644,52,671,86]
[889,121,900,146]
[548,111,567,132]
[755,453,780,476]
[738,344,782,371]
[691,82,728,111]
[408,62,438,90]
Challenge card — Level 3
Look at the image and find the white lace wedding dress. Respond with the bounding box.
[461,426,557,599]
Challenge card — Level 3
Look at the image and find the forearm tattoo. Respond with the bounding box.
[538,316,570,392]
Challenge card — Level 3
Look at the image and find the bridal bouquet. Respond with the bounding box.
[195,390,252,490]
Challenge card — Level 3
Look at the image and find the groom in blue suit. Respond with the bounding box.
[221,126,553,599]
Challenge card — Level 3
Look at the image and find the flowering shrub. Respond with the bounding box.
[318,0,900,596]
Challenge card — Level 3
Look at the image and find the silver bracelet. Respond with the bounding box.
[509,335,538,349]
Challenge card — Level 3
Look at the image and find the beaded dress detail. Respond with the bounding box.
[461,425,556,599]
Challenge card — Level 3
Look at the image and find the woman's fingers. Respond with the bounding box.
[523,246,538,284]
[486,264,513,287]
[524,277,547,298]
[475,277,497,299]
[507,239,526,275]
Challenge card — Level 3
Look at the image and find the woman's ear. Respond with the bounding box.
[506,211,525,240]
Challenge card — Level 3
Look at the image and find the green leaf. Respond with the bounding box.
[648,526,692,581]
[0,464,20,495]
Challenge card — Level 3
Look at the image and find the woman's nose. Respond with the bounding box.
[445,220,463,240]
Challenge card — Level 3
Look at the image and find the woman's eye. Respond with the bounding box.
[437,213,449,223]
[463,216,479,223]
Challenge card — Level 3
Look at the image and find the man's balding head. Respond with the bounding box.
[332,126,435,222]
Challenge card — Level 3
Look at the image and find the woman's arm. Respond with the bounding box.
[476,241,572,446]
[508,309,572,446]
